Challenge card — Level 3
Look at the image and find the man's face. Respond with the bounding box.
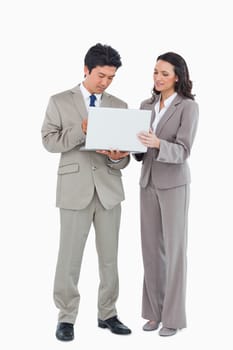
[83,65,117,94]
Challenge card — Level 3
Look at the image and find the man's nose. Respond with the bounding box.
[101,78,108,87]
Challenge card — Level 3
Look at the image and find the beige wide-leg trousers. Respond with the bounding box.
[53,192,121,324]
[140,184,190,329]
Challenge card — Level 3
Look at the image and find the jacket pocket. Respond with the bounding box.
[57,163,79,175]
[108,168,122,177]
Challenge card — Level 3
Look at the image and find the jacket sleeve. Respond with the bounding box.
[41,96,86,153]
[132,99,150,162]
[156,101,199,164]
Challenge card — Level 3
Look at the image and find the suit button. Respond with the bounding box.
[92,166,97,171]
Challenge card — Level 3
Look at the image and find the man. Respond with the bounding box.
[42,43,131,341]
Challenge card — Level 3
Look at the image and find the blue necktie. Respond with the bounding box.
[89,94,96,107]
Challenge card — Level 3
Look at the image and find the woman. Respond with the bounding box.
[136,52,199,336]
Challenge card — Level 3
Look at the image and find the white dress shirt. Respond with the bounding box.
[80,83,102,109]
[152,92,177,132]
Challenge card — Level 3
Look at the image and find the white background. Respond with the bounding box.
[1,0,233,349]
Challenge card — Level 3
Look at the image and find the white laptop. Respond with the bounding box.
[82,107,151,153]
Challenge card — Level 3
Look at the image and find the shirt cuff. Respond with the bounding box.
[108,157,121,163]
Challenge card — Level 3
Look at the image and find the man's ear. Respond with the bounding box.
[84,65,90,78]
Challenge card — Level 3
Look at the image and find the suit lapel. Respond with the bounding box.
[71,84,88,119]
[100,92,112,107]
[156,95,182,136]
[71,87,113,118]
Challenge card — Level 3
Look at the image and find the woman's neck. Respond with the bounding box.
[161,90,175,102]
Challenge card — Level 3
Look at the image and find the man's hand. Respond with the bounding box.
[82,118,88,134]
[96,150,129,160]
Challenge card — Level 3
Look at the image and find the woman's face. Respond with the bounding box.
[153,59,178,96]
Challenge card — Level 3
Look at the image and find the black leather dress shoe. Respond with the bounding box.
[98,316,131,335]
[56,322,74,341]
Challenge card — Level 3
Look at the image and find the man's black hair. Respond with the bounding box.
[84,43,122,73]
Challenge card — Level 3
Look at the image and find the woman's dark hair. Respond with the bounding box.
[84,43,122,73]
[152,52,195,100]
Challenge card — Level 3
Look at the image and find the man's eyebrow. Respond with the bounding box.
[98,72,115,78]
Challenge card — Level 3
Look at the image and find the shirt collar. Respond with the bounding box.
[163,92,177,107]
[155,92,177,113]
[80,82,102,103]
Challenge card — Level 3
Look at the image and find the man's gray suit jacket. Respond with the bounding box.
[41,84,130,210]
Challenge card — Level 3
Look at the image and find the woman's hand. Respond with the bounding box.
[137,129,160,149]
